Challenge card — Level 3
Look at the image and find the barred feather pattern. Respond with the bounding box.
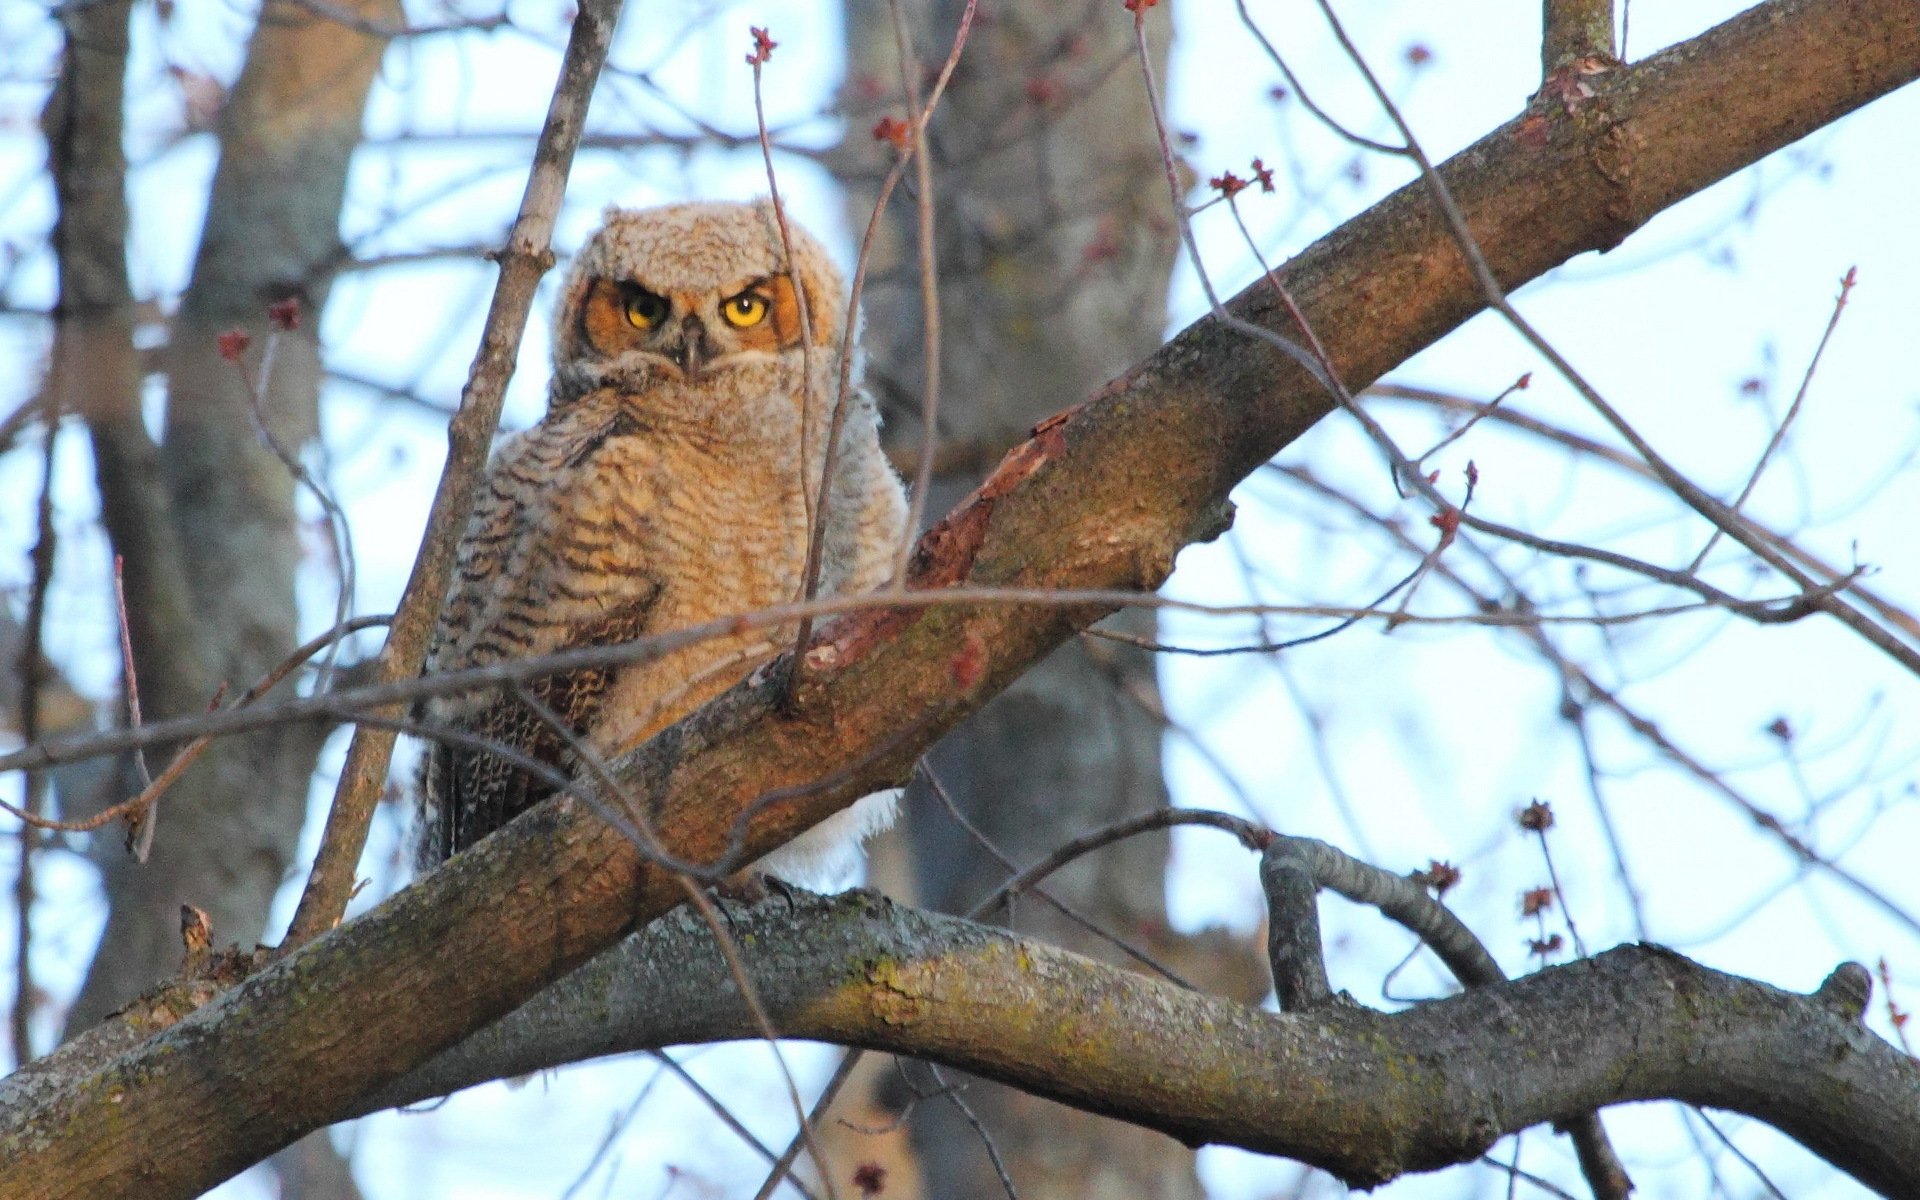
[415,200,909,886]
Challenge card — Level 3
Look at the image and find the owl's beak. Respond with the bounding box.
[671,314,718,381]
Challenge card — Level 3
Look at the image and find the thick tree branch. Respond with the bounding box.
[334,895,1916,1193]
[2,0,1916,1195]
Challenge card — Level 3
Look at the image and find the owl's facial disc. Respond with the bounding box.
[578,273,816,381]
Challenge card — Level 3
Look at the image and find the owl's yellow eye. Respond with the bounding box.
[623,287,669,330]
[721,291,769,328]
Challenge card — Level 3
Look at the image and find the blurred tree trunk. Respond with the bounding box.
[44,2,396,1197]
[61,0,395,1035]
[833,4,1255,1195]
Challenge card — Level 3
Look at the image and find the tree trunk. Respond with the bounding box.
[67,0,395,1038]
[46,4,395,1197]
[833,3,1236,1194]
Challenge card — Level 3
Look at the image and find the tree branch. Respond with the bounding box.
[345,896,1915,1194]
[282,0,625,946]
[3,0,1916,1195]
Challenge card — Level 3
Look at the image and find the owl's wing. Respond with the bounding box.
[422,595,657,862]
[416,407,659,866]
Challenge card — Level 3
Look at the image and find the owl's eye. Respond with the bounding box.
[623,287,670,330]
[721,291,769,328]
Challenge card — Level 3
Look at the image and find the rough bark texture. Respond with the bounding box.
[835,3,1210,1195]
[341,894,1920,1195]
[2,0,1916,1196]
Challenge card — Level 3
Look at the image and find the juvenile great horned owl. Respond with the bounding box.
[416,199,908,887]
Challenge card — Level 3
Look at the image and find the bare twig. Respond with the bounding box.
[0,576,1863,789]
[1370,384,1920,643]
[751,1050,867,1200]
[1520,800,1589,959]
[233,317,357,696]
[745,27,827,614]
[647,1051,820,1199]
[919,762,1194,988]
[791,1,980,670]
[1413,373,1531,467]
[0,616,390,836]
[505,679,842,1200]
[557,1064,668,1200]
[281,0,626,948]
[278,0,511,38]
[925,1063,1020,1200]
[111,559,152,789]
[885,0,973,582]
[112,556,158,861]
[1687,266,1857,574]
[10,404,59,1067]
[1308,0,1920,677]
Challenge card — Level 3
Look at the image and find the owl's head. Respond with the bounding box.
[550,199,847,399]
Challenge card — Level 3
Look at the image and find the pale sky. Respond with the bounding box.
[1,1,1915,1197]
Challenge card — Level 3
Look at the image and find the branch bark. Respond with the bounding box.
[330,895,1916,1194]
[3,0,1916,1194]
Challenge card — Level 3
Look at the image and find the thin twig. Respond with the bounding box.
[1688,1107,1790,1200]
[745,30,836,705]
[281,0,626,949]
[10,402,59,1067]
[0,615,391,836]
[1229,0,1404,154]
[885,0,957,583]
[111,555,157,861]
[110,559,152,788]
[1687,266,1856,573]
[791,1,980,670]
[506,680,842,1200]
[1371,384,1920,643]
[1308,0,1920,678]
[557,1063,668,1200]
[925,1063,1019,1200]
[235,320,357,695]
[647,1051,821,1199]
[0,579,1863,785]
[750,1050,867,1200]
[1413,374,1530,467]
[919,762,1195,989]
[1521,801,1589,959]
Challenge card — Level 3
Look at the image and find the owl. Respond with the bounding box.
[415,199,909,888]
